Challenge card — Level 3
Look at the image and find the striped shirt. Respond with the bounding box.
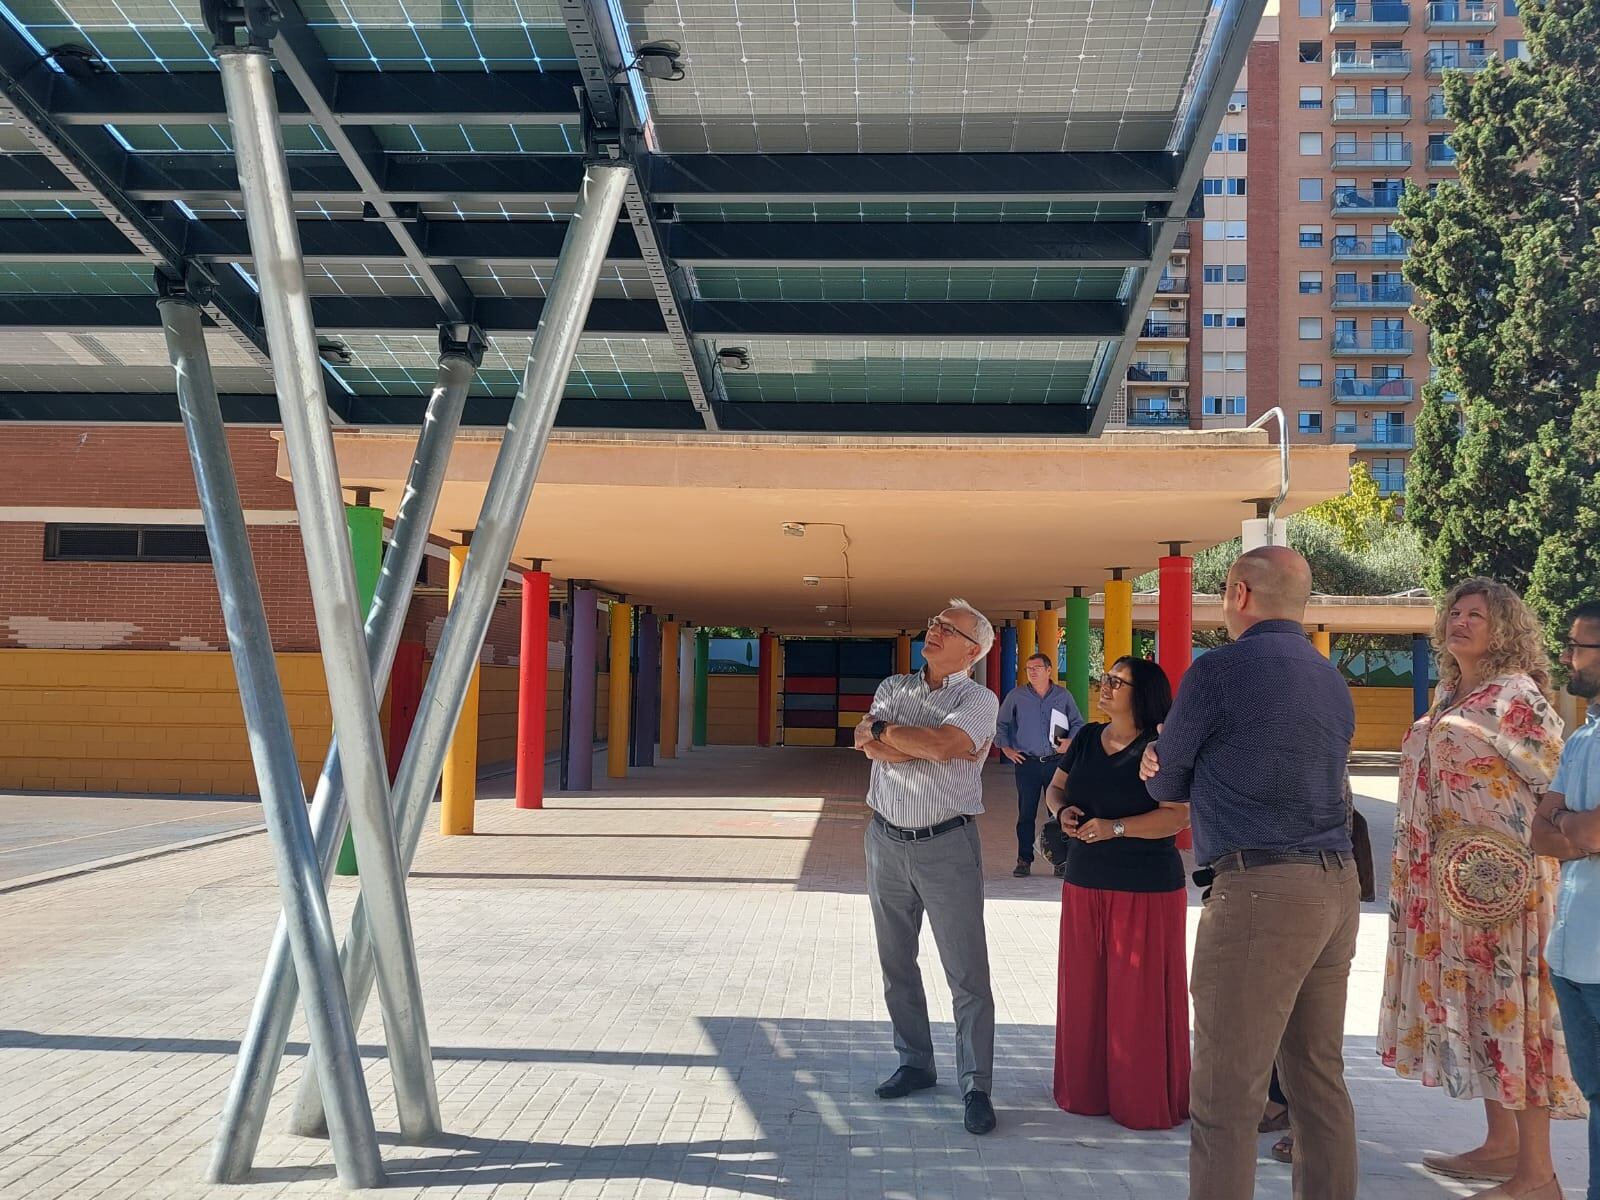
[866,668,1000,828]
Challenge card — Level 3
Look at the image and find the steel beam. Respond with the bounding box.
[216,39,440,1141]
[289,161,631,1138]
[207,330,475,1181]
[666,221,1154,267]
[715,401,1098,435]
[162,294,384,1190]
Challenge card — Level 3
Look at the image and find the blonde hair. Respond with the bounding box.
[1433,577,1550,693]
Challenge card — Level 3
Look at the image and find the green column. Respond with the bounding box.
[1065,592,1091,715]
[335,500,385,876]
[693,628,710,747]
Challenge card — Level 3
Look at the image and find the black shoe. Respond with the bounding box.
[1012,859,1031,878]
[963,1090,997,1135]
[875,1066,937,1099]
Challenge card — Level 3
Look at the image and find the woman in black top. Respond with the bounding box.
[1044,655,1191,1130]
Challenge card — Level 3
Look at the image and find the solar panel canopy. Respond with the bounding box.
[0,0,1262,433]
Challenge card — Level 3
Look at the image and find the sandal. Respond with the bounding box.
[1271,1134,1293,1164]
[1257,1103,1291,1134]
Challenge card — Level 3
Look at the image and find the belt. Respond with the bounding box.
[1209,849,1352,874]
[873,812,972,842]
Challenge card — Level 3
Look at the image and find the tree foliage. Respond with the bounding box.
[1399,0,1600,638]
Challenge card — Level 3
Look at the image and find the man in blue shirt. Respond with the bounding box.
[1141,545,1357,1200]
[996,652,1084,877]
[1532,599,1600,1200]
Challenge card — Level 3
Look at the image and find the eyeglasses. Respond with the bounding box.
[1562,640,1600,653]
[927,616,982,648]
[1098,673,1133,692]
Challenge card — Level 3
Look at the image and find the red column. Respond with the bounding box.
[757,631,774,748]
[515,568,550,809]
[386,641,425,782]
[985,641,1002,701]
[1158,545,1193,849]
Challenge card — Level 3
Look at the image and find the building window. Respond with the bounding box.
[1505,39,1526,60]
[1212,134,1247,152]
[1230,89,1247,108]
[43,523,211,563]
[1226,177,1247,196]
[1225,220,1247,240]
[1299,86,1324,109]
[1299,317,1323,340]
[1203,352,1224,371]
[1203,265,1224,283]
[1226,351,1247,371]
[1299,411,1324,434]
[1299,364,1324,388]
[1203,177,1224,196]
[1203,220,1225,240]
[1299,132,1324,156]
[1226,264,1247,283]
[1299,178,1324,202]
[1299,0,1322,14]
[1299,271,1325,294]
[1203,310,1224,328]
[1224,310,1246,328]
[1504,0,1518,14]
[1203,395,1224,416]
[1226,396,1247,415]
[1299,41,1324,63]
[1299,225,1324,248]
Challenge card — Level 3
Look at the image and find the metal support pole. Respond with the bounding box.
[609,603,633,778]
[1311,626,1332,659]
[634,609,659,767]
[216,42,439,1143]
[290,161,631,1137]
[1157,545,1193,693]
[1016,617,1037,685]
[211,343,472,1171]
[517,568,552,807]
[160,296,384,1191]
[1036,605,1061,679]
[659,618,679,760]
[441,540,480,835]
[1064,590,1091,716]
[566,588,598,790]
[677,625,695,752]
[1000,624,1018,696]
[693,629,710,746]
[985,635,1002,701]
[1104,569,1134,668]
[1413,634,1432,718]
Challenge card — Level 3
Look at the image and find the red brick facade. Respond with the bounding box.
[1245,37,1281,429]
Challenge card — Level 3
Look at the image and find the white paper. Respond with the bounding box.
[1050,708,1074,746]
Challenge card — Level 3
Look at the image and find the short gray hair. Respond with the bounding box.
[946,597,995,659]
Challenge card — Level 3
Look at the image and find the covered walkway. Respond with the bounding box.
[0,748,1585,1198]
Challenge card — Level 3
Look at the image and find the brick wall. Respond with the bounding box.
[1246,37,1281,427]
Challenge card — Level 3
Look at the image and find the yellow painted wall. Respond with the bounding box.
[709,675,758,745]
[477,664,518,767]
[1352,686,1422,752]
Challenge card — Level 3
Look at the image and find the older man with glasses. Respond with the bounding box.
[855,598,1001,1134]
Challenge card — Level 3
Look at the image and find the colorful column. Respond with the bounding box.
[693,628,710,746]
[440,541,478,835]
[1016,616,1037,685]
[634,609,659,768]
[985,637,1002,702]
[566,587,597,790]
[895,631,912,675]
[1000,622,1018,695]
[608,602,632,778]
[1413,634,1432,718]
[1036,604,1061,678]
[1311,625,1332,659]
[1065,589,1091,715]
[1104,568,1133,667]
[515,567,550,809]
[678,624,695,752]
[660,618,680,760]
[333,495,385,874]
[757,630,775,747]
[1157,544,1193,692]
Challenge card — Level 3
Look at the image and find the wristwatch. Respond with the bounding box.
[871,718,889,742]
[1111,821,1126,838]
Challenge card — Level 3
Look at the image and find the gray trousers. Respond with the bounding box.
[864,815,996,1094]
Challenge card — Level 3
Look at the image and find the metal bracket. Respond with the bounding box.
[154,264,216,308]
[201,0,281,50]
[439,323,487,369]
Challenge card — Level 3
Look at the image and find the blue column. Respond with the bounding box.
[1000,623,1018,696]
[634,610,660,767]
[566,588,597,790]
[1412,634,1432,719]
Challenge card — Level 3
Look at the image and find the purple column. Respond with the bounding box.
[566,587,597,790]
[635,610,660,767]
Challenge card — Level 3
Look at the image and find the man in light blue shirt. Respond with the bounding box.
[996,653,1084,878]
[1533,600,1600,1200]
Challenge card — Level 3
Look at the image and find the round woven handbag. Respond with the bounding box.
[1433,825,1535,928]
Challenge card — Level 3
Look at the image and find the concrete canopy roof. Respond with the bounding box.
[309,427,1354,636]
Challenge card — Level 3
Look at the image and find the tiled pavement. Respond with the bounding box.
[0,749,1587,1198]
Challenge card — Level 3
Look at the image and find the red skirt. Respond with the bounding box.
[1053,881,1191,1130]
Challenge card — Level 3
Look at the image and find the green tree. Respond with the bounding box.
[1398,0,1600,635]
[1298,461,1398,552]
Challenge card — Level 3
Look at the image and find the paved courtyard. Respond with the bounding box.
[0,748,1587,1198]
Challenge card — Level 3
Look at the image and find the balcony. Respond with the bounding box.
[1331,0,1412,27]
[1331,233,1411,260]
[1372,469,1408,496]
[1426,0,1496,28]
[1427,142,1460,167]
[1333,281,1416,308]
[1334,423,1418,449]
[1126,405,1192,428]
[1172,230,1192,251]
[1332,138,1413,167]
[1127,363,1188,385]
[1331,48,1413,76]
[1139,319,1189,339]
[1426,92,1451,121]
[1154,275,1190,296]
[1331,95,1413,123]
[1332,330,1416,355]
[1332,376,1418,401]
[1332,185,1404,215]
[1426,47,1490,74]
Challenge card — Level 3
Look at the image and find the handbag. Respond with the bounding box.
[1039,814,1073,866]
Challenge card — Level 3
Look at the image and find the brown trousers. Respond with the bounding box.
[1189,859,1361,1200]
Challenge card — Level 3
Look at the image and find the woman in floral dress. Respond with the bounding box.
[1379,578,1582,1200]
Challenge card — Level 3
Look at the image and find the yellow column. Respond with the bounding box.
[1036,604,1061,679]
[659,619,679,759]
[1104,573,1133,667]
[608,602,632,778]
[440,543,478,835]
[1016,617,1037,685]
[895,632,912,675]
[1311,625,1332,658]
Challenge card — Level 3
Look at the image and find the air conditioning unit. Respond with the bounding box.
[1167,299,1182,310]
[1168,387,1183,400]
[1226,102,1244,113]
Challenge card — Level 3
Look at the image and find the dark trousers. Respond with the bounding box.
[1553,975,1600,1200]
[1013,757,1056,862]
